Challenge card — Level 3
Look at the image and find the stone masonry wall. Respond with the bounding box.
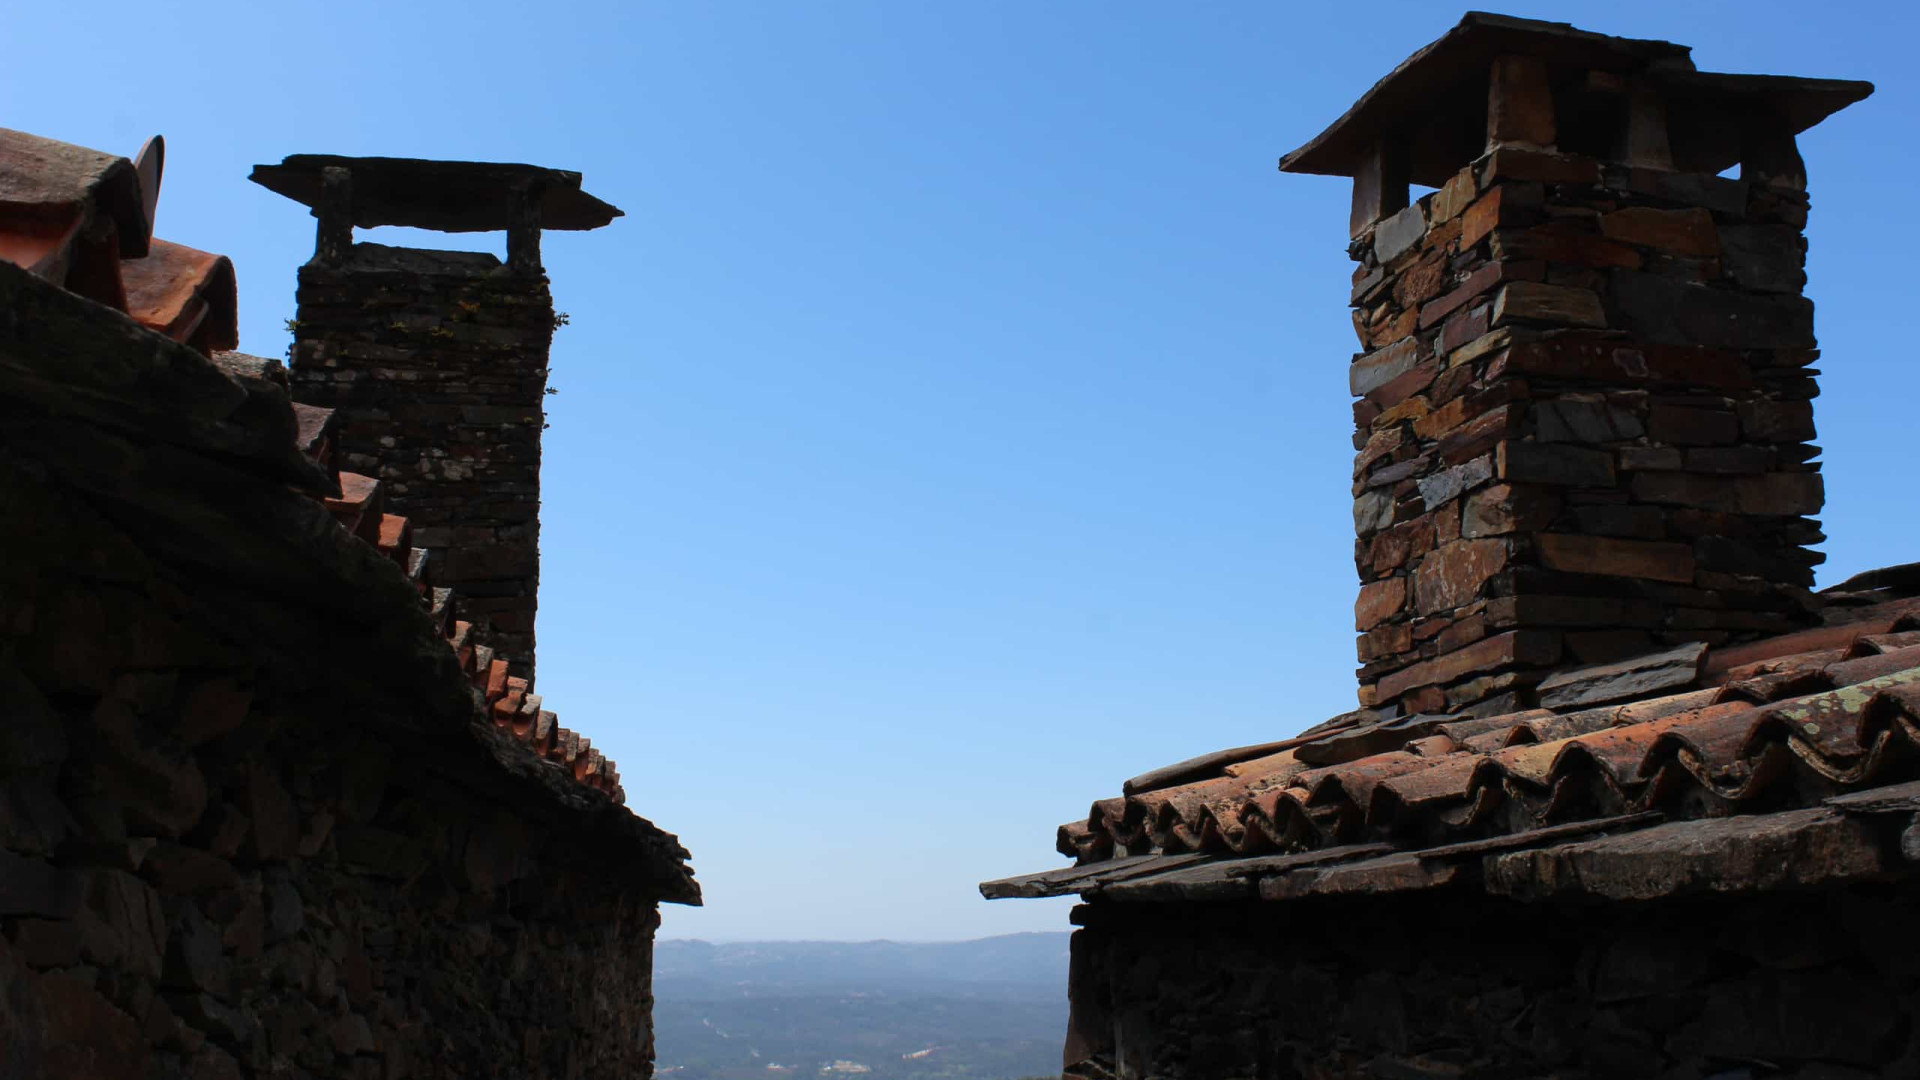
[0,267,684,1078]
[291,245,557,683]
[0,447,662,1080]
[1064,890,1920,1079]
[1349,147,1823,716]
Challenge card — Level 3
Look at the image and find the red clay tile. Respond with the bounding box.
[120,238,236,352]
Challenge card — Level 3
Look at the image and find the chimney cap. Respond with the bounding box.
[1278,12,1870,186]
[248,154,623,233]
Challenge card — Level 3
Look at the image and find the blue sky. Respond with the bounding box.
[9,1,1915,941]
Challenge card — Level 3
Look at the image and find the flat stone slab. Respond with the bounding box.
[249,155,622,233]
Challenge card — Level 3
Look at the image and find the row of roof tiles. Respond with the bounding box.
[302,396,627,804]
[988,580,1920,902]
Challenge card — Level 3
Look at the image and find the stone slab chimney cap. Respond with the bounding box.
[1277,11,1869,186]
[248,154,623,233]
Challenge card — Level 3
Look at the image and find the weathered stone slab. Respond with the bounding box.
[1493,282,1607,329]
[1599,207,1719,257]
[978,854,1203,900]
[1734,471,1824,515]
[1498,441,1615,487]
[1372,203,1429,265]
[1719,224,1806,293]
[1533,398,1643,443]
[1416,455,1494,510]
[1492,224,1642,269]
[1375,630,1561,700]
[1461,183,1542,250]
[1350,338,1429,397]
[1535,641,1707,708]
[1418,262,1506,329]
[1353,489,1397,536]
[1414,539,1510,614]
[1486,54,1556,147]
[1487,594,1665,629]
[1618,445,1682,471]
[1479,146,1601,186]
[1491,333,1752,389]
[1536,533,1695,584]
[1461,483,1558,537]
[1415,811,1664,862]
[1356,577,1408,631]
[1103,844,1396,902]
[1826,780,1920,815]
[1259,852,1458,900]
[1485,808,1883,901]
[1617,167,1747,216]
[1610,270,1814,349]
[1737,399,1815,443]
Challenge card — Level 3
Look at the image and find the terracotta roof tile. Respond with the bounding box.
[0,131,245,356]
[120,238,236,350]
[0,127,150,257]
[993,584,1920,903]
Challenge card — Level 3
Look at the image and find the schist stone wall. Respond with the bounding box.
[1341,57,1834,716]
[1064,888,1920,1079]
[0,262,690,1080]
[290,245,556,682]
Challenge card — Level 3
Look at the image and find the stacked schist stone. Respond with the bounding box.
[1314,21,1869,717]
[290,246,554,677]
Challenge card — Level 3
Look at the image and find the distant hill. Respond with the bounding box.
[656,931,1070,998]
[653,933,1069,1080]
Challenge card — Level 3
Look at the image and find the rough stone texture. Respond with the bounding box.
[0,261,691,1079]
[1347,140,1826,713]
[290,243,558,682]
[1062,886,1920,1079]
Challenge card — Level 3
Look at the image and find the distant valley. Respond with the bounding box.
[653,933,1069,1080]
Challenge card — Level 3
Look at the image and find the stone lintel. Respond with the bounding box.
[250,154,622,234]
[1279,12,1869,186]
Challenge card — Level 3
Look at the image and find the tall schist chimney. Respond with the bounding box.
[1278,14,1872,717]
[251,156,621,686]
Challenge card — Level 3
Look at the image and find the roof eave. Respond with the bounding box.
[1278,11,1693,180]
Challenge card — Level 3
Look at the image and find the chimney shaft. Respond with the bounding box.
[253,156,622,686]
[1279,15,1871,716]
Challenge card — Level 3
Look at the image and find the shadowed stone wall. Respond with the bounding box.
[0,263,687,1080]
[1065,890,1920,1079]
[290,244,558,683]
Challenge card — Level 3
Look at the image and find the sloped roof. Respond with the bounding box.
[983,574,1920,906]
[0,127,697,903]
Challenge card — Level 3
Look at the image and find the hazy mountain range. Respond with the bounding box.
[653,932,1069,1080]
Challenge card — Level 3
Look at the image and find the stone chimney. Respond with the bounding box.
[251,155,622,686]
[1278,14,1872,716]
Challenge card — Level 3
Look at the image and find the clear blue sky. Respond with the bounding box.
[9,1,1915,941]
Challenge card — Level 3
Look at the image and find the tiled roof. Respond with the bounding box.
[984,573,1920,904]
[1,130,646,821]
[0,129,235,353]
[204,342,634,809]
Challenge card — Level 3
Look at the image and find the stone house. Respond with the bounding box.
[983,14,1920,1079]
[0,127,696,1078]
